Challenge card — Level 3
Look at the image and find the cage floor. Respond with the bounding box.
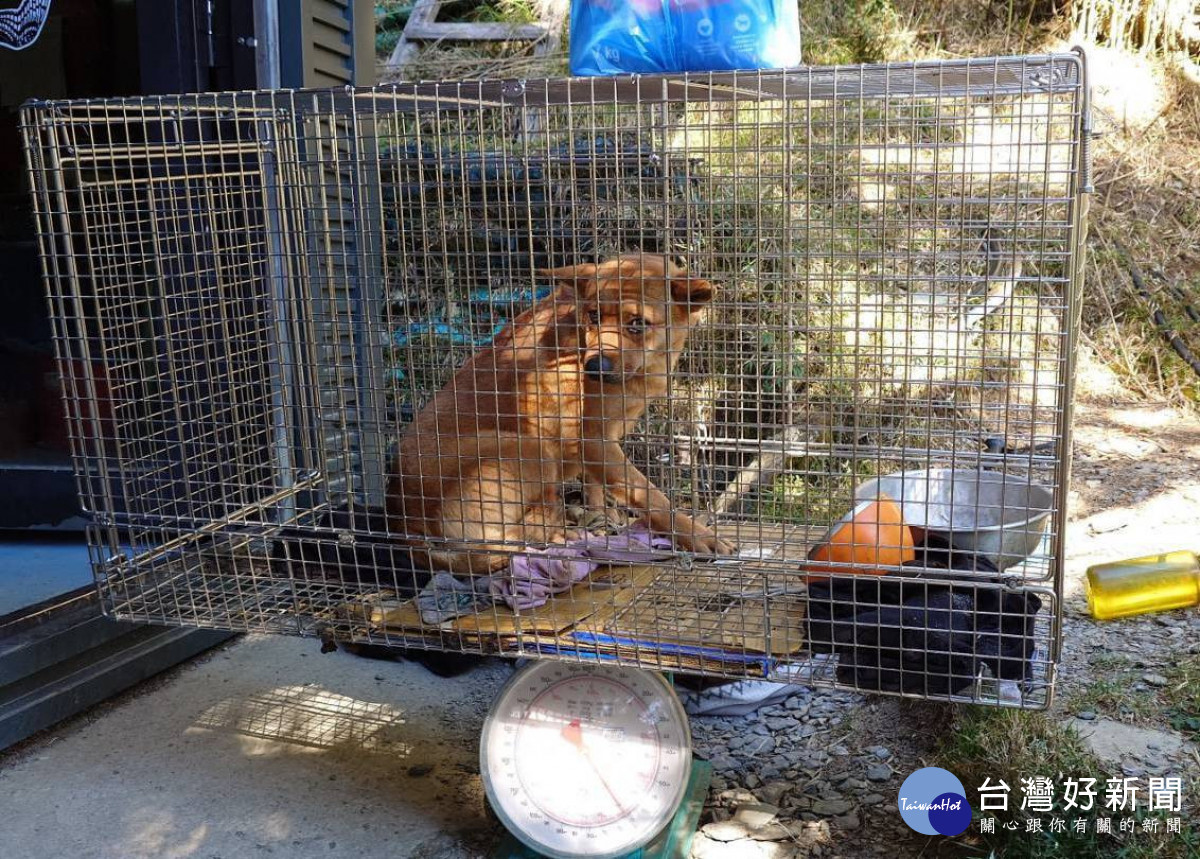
[106,562,359,637]
[101,522,1054,705]
[107,523,816,670]
[340,561,808,675]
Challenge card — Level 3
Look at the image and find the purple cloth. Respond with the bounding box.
[489,523,673,611]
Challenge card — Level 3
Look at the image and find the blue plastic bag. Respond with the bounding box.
[569,0,801,76]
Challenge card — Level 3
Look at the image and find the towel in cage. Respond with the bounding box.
[806,534,1044,696]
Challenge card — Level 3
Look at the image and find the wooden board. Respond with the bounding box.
[591,566,806,657]
[386,0,556,72]
[406,22,548,41]
[339,555,807,670]
[345,564,659,637]
[453,565,658,636]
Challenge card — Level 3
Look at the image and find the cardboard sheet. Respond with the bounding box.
[342,566,805,663]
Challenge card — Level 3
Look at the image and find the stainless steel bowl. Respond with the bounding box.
[854,468,1054,571]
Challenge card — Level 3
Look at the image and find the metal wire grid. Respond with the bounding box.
[23,54,1088,707]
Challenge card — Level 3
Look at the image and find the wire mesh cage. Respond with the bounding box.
[22,52,1090,708]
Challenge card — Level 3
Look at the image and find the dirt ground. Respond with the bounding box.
[0,636,512,859]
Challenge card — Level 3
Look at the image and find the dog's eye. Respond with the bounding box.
[587,309,601,326]
[626,316,650,334]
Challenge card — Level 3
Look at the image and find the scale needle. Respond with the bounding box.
[561,718,628,816]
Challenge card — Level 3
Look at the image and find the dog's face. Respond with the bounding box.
[542,254,714,385]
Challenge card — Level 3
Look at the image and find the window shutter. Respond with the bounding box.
[279,0,374,89]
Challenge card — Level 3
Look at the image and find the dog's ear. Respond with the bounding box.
[671,276,715,307]
[539,263,598,290]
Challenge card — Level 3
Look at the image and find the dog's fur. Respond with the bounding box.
[386,253,734,573]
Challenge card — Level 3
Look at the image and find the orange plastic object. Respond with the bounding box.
[806,495,915,581]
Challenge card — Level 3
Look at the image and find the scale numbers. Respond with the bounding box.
[481,661,692,859]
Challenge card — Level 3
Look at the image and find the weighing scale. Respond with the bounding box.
[481,660,711,859]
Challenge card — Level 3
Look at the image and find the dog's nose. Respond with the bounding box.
[584,353,618,382]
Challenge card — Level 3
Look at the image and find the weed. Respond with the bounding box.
[800,0,916,64]
[935,707,1197,857]
[1065,675,1158,722]
[467,0,538,25]
[1161,654,1200,742]
[375,0,414,58]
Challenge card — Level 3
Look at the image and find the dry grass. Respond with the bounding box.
[370,8,1200,853]
[375,0,567,83]
[378,42,566,84]
[1072,0,1200,54]
[379,0,1200,410]
[1080,56,1200,407]
[375,87,1072,522]
[889,1,1200,408]
[807,0,1200,410]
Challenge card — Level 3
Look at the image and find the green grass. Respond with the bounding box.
[799,0,913,64]
[465,0,537,24]
[1063,653,1200,735]
[376,28,402,58]
[934,708,1199,858]
[1161,655,1200,742]
[1063,655,1158,721]
[936,656,1200,856]
[1067,676,1159,721]
[763,467,859,528]
[375,0,413,58]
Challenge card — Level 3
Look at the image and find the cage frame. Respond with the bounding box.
[22,50,1091,709]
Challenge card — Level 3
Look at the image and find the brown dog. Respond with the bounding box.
[386,253,734,573]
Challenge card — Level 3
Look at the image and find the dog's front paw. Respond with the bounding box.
[567,504,629,535]
[677,524,736,556]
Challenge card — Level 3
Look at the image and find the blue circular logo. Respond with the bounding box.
[897,768,972,836]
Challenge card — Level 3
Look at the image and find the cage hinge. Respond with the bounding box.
[1081,109,1097,194]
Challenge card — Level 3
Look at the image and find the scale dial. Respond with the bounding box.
[481,661,692,859]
